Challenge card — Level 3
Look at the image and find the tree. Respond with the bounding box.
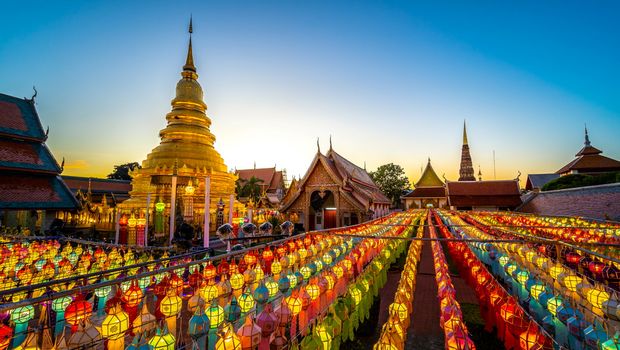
[107,162,141,180]
[236,176,264,204]
[370,163,411,208]
[542,172,619,191]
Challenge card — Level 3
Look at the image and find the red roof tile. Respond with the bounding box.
[0,173,79,209]
[446,180,521,208]
[62,176,132,194]
[403,187,446,198]
[0,139,60,173]
[0,101,27,131]
[0,93,46,140]
[556,154,620,174]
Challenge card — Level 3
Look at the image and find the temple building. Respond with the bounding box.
[446,180,522,211]
[280,141,391,231]
[556,127,620,176]
[458,121,476,181]
[58,176,131,236]
[401,158,447,209]
[0,92,79,233]
[235,166,286,208]
[120,20,237,240]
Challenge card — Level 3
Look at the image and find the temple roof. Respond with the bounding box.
[446,180,522,208]
[0,93,46,141]
[402,186,446,199]
[556,128,620,174]
[280,147,390,212]
[0,173,78,210]
[0,92,79,210]
[525,173,559,191]
[236,167,284,193]
[415,159,443,187]
[0,139,61,173]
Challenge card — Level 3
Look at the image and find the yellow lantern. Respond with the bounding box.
[587,288,610,310]
[270,261,282,275]
[285,295,303,316]
[239,291,256,313]
[333,266,344,279]
[254,265,264,282]
[349,287,362,307]
[101,303,129,338]
[148,327,176,350]
[215,323,242,350]
[315,323,332,349]
[388,302,408,324]
[549,265,565,280]
[300,266,312,280]
[160,291,182,336]
[201,283,220,302]
[563,275,581,292]
[306,284,320,301]
[230,272,245,290]
[530,284,545,301]
[265,280,279,298]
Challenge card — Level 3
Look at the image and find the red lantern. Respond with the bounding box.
[204,262,217,281]
[65,297,93,332]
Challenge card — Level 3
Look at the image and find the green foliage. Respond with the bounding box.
[369,163,411,207]
[107,162,141,180]
[236,176,264,203]
[542,172,620,191]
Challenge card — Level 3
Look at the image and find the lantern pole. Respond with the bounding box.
[228,194,234,224]
[170,175,177,245]
[144,192,151,247]
[203,176,211,248]
[114,208,120,244]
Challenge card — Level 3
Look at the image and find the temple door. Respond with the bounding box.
[324,209,337,229]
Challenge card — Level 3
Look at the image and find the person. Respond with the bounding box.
[280,221,294,236]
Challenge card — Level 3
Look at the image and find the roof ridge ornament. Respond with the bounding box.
[316,137,320,154]
[584,124,591,146]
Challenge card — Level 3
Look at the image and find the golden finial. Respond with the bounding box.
[183,16,196,73]
[463,120,469,145]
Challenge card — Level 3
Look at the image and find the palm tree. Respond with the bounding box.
[237,176,264,203]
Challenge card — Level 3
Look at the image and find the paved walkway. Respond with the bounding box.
[406,224,444,350]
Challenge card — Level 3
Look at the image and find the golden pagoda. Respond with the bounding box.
[121,19,236,233]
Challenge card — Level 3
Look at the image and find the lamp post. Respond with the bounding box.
[203,176,211,248]
[169,171,178,245]
[144,192,151,247]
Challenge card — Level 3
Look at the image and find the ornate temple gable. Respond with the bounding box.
[281,153,343,212]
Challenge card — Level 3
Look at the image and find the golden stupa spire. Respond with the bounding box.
[183,15,197,75]
[463,120,469,145]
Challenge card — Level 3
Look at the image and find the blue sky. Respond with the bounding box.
[1,0,618,183]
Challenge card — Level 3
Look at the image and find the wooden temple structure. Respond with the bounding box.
[280,141,390,231]
[0,92,79,233]
[556,126,620,176]
[401,158,447,209]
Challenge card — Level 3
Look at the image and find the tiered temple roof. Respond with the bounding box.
[556,127,620,175]
[402,159,446,199]
[0,93,78,209]
[458,121,476,181]
[280,146,390,213]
